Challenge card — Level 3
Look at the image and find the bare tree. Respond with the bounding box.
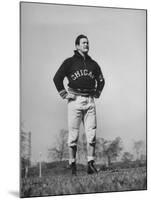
[140,154,146,162]
[133,140,145,160]
[96,137,123,167]
[95,137,108,164]
[47,129,68,161]
[20,127,31,178]
[122,152,133,163]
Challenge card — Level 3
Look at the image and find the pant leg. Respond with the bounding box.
[84,97,97,146]
[67,98,82,147]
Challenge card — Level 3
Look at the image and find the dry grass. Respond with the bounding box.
[21,166,147,197]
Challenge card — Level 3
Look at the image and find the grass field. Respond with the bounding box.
[20,165,147,198]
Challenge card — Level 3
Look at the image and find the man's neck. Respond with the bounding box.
[77,50,87,58]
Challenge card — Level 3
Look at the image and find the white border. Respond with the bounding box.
[0,0,150,199]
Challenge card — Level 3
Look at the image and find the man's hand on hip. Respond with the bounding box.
[66,93,76,100]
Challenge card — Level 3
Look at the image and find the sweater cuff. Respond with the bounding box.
[59,89,68,99]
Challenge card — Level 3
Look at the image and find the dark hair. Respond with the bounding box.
[75,34,88,45]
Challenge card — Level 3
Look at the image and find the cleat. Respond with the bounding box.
[87,160,98,174]
[70,162,77,175]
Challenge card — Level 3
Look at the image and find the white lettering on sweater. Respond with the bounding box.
[71,69,94,80]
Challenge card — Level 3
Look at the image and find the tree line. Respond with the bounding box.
[47,129,146,167]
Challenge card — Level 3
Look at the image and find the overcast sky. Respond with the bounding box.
[20,3,146,162]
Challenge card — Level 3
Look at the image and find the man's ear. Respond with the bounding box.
[76,45,79,50]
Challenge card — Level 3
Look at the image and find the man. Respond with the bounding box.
[53,34,105,175]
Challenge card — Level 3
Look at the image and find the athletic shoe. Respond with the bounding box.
[87,160,98,174]
[70,162,77,175]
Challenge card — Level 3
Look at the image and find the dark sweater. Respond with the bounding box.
[53,50,105,99]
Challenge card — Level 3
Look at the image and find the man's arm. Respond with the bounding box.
[53,58,76,100]
[53,59,69,99]
[94,64,105,98]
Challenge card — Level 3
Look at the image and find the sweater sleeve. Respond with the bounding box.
[53,58,70,99]
[94,63,105,98]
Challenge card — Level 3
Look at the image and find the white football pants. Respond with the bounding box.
[67,95,97,147]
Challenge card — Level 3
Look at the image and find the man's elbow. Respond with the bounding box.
[53,74,58,85]
[101,78,105,87]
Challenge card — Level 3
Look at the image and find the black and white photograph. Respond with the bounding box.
[20,2,147,198]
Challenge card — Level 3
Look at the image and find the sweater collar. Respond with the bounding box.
[74,50,91,60]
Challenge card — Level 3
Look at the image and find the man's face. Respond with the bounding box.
[76,38,89,54]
